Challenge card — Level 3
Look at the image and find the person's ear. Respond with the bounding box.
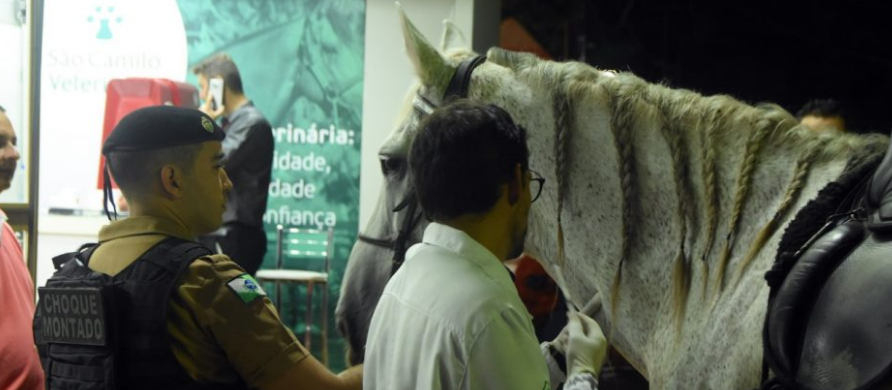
[159,165,184,198]
[507,163,523,205]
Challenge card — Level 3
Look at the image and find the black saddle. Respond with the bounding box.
[763,139,892,390]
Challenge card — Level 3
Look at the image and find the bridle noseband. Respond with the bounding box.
[356,55,487,276]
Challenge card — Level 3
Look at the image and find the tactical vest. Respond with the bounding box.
[33,237,247,390]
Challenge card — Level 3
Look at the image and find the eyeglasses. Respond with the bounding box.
[530,170,545,203]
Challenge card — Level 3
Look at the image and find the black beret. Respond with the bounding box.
[102,106,225,155]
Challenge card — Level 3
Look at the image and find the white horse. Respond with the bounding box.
[336,10,889,389]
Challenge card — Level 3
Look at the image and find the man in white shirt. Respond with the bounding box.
[364,100,607,390]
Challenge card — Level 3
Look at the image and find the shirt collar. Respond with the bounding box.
[224,100,254,126]
[420,222,515,291]
[98,215,194,243]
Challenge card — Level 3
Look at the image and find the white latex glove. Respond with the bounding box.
[547,293,603,357]
[548,325,570,355]
[541,326,570,389]
[565,311,608,377]
[540,341,566,389]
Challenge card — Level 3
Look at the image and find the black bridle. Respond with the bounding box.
[356,55,487,276]
[357,190,423,276]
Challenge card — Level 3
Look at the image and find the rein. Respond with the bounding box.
[356,55,487,276]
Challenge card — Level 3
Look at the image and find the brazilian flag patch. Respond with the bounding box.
[226,274,267,304]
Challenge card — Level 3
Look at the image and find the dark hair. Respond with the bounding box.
[192,53,244,95]
[796,99,845,119]
[409,100,529,221]
[0,105,5,113]
[107,144,202,201]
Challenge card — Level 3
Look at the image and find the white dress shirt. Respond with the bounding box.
[364,222,551,390]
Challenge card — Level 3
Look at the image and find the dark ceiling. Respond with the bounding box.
[503,0,892,133]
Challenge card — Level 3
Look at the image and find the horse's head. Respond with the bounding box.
[337,7,607,365]
[380,9,565,259]
[336,9,485,364]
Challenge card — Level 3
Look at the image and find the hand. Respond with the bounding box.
[565,311,608,377]
[540,341,566,388]
[200,97,225,120]
[547,293,603,357]
[541,327,570,387]
[547,322,570,356]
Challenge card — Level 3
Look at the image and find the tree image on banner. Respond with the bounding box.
[176,0,364,370]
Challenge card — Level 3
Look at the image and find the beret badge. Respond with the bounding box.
[201,116,215,133]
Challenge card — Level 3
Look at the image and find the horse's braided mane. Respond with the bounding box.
[714,115,776,292]
[552,74,572,277]
[730,137,828,285]
[656,92,696,327]
[510,53,799,326]
[775,150,885,262]
[699,104,722,296]
[486,47,888,329]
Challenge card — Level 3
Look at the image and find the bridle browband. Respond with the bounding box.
[356,55,487,276]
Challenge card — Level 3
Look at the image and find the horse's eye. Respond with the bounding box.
[380,157,403,176]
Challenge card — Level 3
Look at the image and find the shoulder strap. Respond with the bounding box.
[77,244,100,266]
[138,238,214,276]
[51,243,99,270]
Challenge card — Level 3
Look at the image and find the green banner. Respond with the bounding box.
[177,0,365,370]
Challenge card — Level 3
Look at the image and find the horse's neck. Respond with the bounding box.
[522,73,858,385]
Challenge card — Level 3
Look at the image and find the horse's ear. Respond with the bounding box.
[398,3,453,92]
[439,20,467,52]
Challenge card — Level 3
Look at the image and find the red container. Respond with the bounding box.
[97,78,199,189]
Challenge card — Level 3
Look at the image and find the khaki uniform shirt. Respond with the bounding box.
[88,216,308,388]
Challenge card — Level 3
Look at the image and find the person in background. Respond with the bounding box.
[797,98,847,132]
[363,100,607,390]
[194,53,274,275]
[0,104,43,389]
[507,253,560,338]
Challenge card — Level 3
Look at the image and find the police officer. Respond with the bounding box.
[39,106,361,389]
